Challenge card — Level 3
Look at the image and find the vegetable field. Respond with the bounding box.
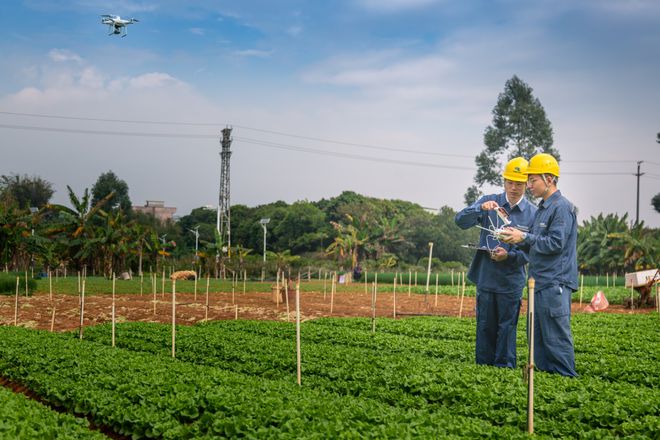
[0,313,658,438]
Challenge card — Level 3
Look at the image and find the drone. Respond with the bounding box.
[475,206,512,248]
[100,15,139,37]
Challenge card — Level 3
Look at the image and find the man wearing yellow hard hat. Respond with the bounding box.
[500,153,578,377]
[455,157,536,369]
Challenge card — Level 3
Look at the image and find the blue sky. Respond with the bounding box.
[1,0,659,227]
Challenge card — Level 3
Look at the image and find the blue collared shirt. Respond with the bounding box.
[520,190,578,292]
[455,193,537,294]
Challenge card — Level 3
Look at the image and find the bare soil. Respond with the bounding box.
[0,288,653,332]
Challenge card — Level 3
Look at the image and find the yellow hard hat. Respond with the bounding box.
[502,157,529,182]
[526,153,560,177]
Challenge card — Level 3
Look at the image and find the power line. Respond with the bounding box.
[0,110,473,159]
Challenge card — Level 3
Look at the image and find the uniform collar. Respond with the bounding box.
[539,190,561,209]
[500,192,526,212]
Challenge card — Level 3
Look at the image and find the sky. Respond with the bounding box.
[1,0,659,228]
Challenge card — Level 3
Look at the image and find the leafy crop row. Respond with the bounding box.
[0,384,105,439]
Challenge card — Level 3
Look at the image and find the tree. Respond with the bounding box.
[465,75,558,204]
[653,193,660,214]
[91,170,131,212]
[0,174,54,209]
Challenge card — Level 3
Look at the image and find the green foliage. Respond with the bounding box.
[0,173,54,210]
[0,272,36,295]
[652,192,660,214]
[0,386,105,439]
[466,75,558,203]
[91,170,131,212]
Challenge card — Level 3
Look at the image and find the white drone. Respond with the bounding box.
[100,15,139,37]
[475,207,512,248]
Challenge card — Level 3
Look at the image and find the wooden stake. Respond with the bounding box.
[408,270,412,297]
[194,275,198,301]
[152,273,157,316]
[14,277,19,326]
[579,274,584,307]
[323,271,327,300]
[459,273,466,318]
[451,268,454,286]
[527,277,536,434]
[435,273,439,307]
[285,276,290,322]
[77,271,81,296]
[296,281,301,386]
[205,275,210,321]
[235,304,239,320]
[49,270,53,302]
[630,283,634,310]
[50,305,56,332]
[79,280,85,340]
[606,272,609,288]
[140,274,144,296]
[276,269,280,307]
[415,271,418,286]
[161,270,165,298]
[371,282,376,333]
[330,272,335,314]
[172,280,176,358]
[393,273,397,319]
[112,273,116,347]
[364,269,368,295]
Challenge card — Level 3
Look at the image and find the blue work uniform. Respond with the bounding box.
[518,190,578,377]
[455,193,536,368]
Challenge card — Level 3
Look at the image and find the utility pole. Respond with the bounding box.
[188,226,200,262]
[260,218,270,281]
[634,161,644,225]
[217,127,233,257]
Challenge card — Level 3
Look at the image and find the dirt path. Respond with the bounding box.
[0,288,652,332]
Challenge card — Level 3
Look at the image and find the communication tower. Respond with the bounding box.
[217,127,232,256]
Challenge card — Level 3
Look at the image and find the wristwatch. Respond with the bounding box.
[521,232,528,241]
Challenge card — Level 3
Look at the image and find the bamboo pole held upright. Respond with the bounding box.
[79,280,86,340]
[285,276,290,322]
[393,273,397,319]
[435,273,439,307]
[296,280,302,386]
[112,273,116,348]
[14,277,19,326]
[205,275,210,321]
[527,277,536,435]
[172,280,177,358]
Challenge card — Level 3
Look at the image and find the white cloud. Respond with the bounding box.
[189,27,205,36]
[232,49,272,58]
[48,49,83,64]
[357,0,443,13]
[128,72,184,89]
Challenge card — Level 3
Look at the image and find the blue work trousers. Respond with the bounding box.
[475,289,521,368]
[532,285,577,377]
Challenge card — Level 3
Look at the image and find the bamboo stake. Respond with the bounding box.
[527,277,536,434]
[152,273,157,316]
[161,270,165,298]
[285,277,290,322]
[630,283,635,310]
[296,280,301,386]
[14,277,19,326]
[579,274,584,307]
[375,272,378,300]
[172,280,176,358]
[606,272,609,288]
[364,270,368,295]
[451,269,454,286]
[235,304,239,320]
[205,275,210,321]
[435,273,439,307]
[656,283,659,316]
[323,271,327,300]
[49,270,53,302]
[77,271,81,297]
[408,270,412,297]
[79,280,86,340]
[112,273,116,348]
[194,275,198,301]
[50,305,56,332]
[276,269,280,307]
[330,272,335,314]
[459,272,466,318]
[371,282,376,333]
[393,273,397,319]
[415,271,418,286]
[243,273,246,295]
[140,273,144,296]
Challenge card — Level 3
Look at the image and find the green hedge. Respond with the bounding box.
[0,273,37,296]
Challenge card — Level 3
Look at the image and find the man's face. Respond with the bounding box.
[504,179,526,202]
[526,174,547,198]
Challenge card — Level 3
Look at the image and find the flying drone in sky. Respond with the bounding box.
[100,15,139,37]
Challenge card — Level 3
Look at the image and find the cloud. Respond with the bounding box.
[189,27,205,36]
[127,72,184,89]
[48,49,83,64]
[232,49,272,58]
[357,0,443,13]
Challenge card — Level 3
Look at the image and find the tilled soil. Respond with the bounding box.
[0,288,652,332]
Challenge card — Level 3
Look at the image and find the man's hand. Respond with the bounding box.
[481,200,499,211]
[490,246,508,262]
[499,227,525,244]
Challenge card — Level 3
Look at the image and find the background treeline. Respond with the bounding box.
[0,172,658,280]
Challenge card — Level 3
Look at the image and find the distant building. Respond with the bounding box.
[132,200,177,222]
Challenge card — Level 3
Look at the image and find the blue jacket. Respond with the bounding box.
[518,190,578,292]
[455,193,536,294]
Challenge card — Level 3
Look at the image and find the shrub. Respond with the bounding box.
[0,273,37,296]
